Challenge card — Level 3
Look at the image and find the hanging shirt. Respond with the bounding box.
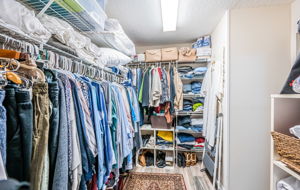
[174,67,183,111]
[201,61,224,147]
[149,68,162,107]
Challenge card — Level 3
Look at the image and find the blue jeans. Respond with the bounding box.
[183,84,192,93]
[5,86,33,182]
[0,90,6,166]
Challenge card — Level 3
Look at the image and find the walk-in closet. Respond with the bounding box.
[0,0,299,190]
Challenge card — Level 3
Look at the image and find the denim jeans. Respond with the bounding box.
[5,86,33,182]
[16,90,33,182]
[183,84,192,93]
[0,90,6,166]
[44,69,60,190]
[31,83,50,190]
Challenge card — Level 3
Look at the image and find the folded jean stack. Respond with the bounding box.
[183,81,202,94]
[180,67,208,79]
[183,99,193,111]
[177,116,203,132]
[180,97,204,112]
[177,133,205,151]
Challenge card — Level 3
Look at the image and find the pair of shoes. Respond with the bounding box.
[184,153,191,167]
[190,153,197,166]
[184,153,197,166]
[177,153,186,168]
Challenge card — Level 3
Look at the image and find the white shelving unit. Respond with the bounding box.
[270,94,300,190]
[137,126,176,168]
[174,61,208,166]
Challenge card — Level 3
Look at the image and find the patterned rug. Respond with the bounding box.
[123,172,187,190]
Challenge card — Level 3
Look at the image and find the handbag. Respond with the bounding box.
[161,47,178,61]
[138,150,147,166]
[178,47,196,62]
[145,49,161,62]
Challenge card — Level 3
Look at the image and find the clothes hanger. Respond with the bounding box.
[0,58,22,84]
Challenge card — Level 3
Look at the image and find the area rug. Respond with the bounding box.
[123,172,187,190]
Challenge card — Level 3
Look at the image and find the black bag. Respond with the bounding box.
[281,54,300,94]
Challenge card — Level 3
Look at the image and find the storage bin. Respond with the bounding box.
[145,49,162,62]
[161,47,178,61]
[271,131,300,173]
[178,47,196,62]
[150,116,170,129]
[56,0,107,31]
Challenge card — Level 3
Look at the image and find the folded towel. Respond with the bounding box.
[290,125,300,139]
[277,176,300,190]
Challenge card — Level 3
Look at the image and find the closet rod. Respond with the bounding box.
[127,59,210,67]
[0,23,123,78]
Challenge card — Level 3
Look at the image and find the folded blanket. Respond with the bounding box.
[277,176,300,190]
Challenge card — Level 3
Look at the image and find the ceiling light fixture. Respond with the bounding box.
[161,0,179,32]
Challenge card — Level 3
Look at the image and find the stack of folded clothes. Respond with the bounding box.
[142,135,155,148]
[177,133,205,150]
[183,83,192,94]
[156,131,173,149]
[165,151,173,166]
[191,118,203,128]
[192,97,204,112]
[191,81,201,94]
[181,67,207,79]
[178,66,193,75]
[177,116,203,132]
[178,116,191,127]
[183,99,193,111]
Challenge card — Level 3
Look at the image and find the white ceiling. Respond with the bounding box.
[106,0,293,46]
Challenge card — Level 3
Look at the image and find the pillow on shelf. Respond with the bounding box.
[97,48,132,66]
[88,19,136,56]
[0,0,51,42]
[39,14,73,44]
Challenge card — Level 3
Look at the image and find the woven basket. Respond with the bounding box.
[271,131,300,173]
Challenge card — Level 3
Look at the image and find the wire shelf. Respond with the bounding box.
[0,22,122,78]
[18,0,97,32]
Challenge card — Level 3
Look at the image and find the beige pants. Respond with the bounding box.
[31,83,50,190]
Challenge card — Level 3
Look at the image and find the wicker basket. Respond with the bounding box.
[271,131,300,173]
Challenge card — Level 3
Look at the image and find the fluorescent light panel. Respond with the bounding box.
[161,0,179,32]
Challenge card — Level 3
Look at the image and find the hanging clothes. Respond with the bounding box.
[201,61,224,147]
[0,46,141,190]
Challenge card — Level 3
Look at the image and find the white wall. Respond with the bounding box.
[229,5,291,190]
[211,11,230,190]
[136,43,192,54]
[291,0,300,64]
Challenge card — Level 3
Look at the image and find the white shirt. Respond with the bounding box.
[201,61,224,147]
